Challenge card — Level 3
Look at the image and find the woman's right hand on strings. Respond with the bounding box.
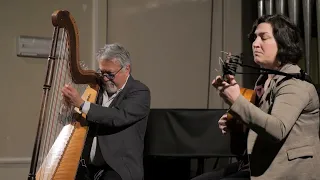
[218,113,229,135]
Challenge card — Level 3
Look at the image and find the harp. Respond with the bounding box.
[28,10,100,180]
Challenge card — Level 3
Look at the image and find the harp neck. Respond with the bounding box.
[52,10,98,85]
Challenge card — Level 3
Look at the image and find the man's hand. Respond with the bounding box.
[61,84,84,108]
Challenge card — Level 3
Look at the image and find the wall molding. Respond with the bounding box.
[208,0,243,109]
[0,157,31,165]
[91,0,107,70]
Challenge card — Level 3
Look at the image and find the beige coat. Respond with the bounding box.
[229,63,320,180]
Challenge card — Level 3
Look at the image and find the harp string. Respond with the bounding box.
[35,30,61,179]
[36,28,89,179]
[37,29,74,179]
[48,29,70,151]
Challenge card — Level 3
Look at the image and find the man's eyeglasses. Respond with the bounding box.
[97,66,123,80]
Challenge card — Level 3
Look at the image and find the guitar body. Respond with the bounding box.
[240,88,256,103]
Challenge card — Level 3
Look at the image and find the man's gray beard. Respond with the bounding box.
[104,81,118,94]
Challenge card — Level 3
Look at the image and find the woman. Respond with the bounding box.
[212,14,320,180]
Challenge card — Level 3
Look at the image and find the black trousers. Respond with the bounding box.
[191,162,250,180]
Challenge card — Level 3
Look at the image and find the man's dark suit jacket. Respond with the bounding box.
[86,75,151,180]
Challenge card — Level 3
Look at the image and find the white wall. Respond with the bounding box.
[106,0,242,109]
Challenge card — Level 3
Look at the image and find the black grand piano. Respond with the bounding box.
[144,109,237,180]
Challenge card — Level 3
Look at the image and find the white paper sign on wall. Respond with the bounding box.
[16,35,63,58]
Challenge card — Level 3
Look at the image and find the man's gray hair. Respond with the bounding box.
[96,43,131,68]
